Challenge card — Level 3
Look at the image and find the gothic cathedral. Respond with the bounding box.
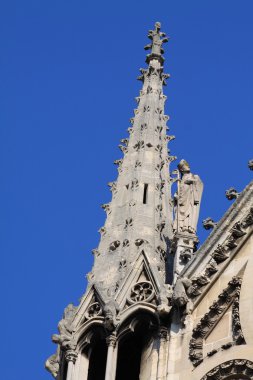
[46,23,253,380]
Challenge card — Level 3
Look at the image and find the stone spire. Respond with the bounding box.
[90,22,175,299]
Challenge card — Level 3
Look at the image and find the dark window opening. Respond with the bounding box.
[116,316,156,380]
[143,184,148,204]
[87,338,107,380]
[116,334,143,380]
[126,184,129,190]
[62,358,68,380]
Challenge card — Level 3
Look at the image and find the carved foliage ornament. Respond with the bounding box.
[201,360,253,380]
[225,187,240,200]
[187,209,253,301]
[128,281,155,304]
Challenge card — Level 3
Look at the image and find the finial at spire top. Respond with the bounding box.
[144,22,169,65]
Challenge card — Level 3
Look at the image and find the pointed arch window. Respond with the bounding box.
[116,313,158,380]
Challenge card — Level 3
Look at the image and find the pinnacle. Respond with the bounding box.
[144,22,169,65]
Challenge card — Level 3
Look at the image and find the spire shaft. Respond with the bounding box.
[92,23,175,297]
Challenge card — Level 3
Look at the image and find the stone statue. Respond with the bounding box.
[45,350,60,378]
[172,275,193,322]
[173,160,203,235]
[52,303,77,350]
[46,304,77,378]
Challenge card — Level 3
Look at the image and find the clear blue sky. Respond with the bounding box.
[1,1,253,379]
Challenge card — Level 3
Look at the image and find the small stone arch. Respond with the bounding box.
[77,324,107,380]
[200,360,253,380]
[115,311,160,380]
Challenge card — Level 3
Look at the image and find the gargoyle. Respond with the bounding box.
[103,300,119,331]
[172,276,193,322]
[52,304,77,351]
[157,285,173,317]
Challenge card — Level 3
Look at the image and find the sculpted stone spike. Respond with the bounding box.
[135,238,149,247]
[248,159,253,170]
[156,221,165,233]
[173,159,203,235]
[166,134,175,142]
[92,248,100,257]
[101,203,111,214]
[98,226,106,236]
[109,240,120,251]
[155,144,162,152]
[114,159,123,167]
[137,68,148,82]
[120,138,129,146]
[162,73,170,85]
[225,187,240,200]
[168,155,177,162]
[131,178,139,190]
[124,218,133,229]
[155,125,163,134]
[140,123,147,131]
[118,144,128,154]
[108,181,116,190]
[123,239,129,247]
[202,217,217,230]
[133,140,144,151]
